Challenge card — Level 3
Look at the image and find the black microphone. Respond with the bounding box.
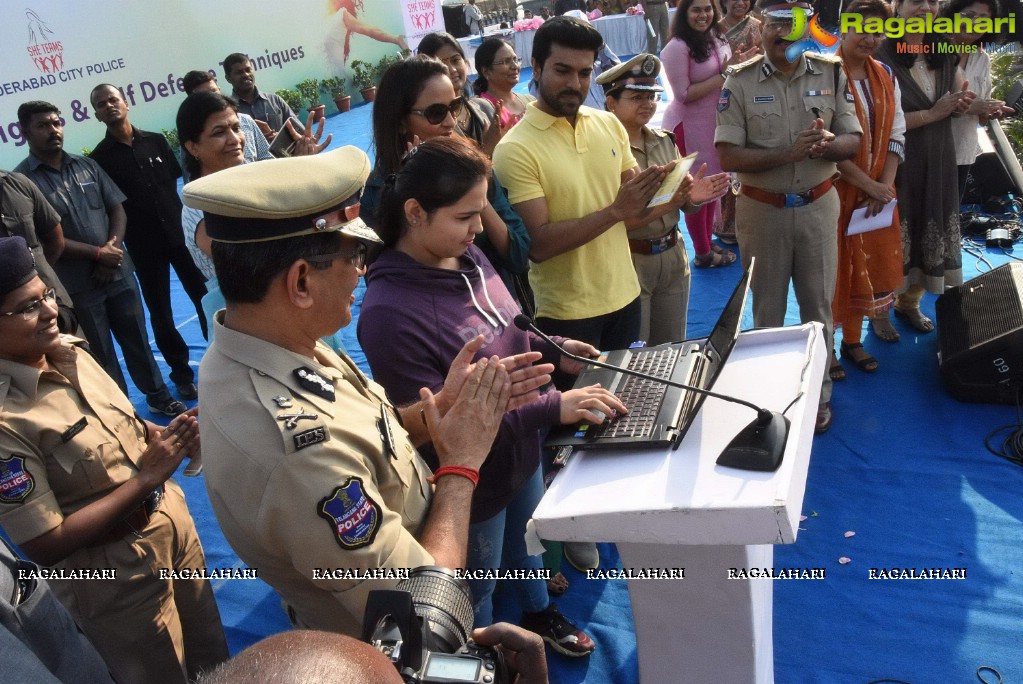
[514,314,790,472]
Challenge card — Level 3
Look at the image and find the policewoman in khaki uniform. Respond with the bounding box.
[598,54,731,344]
[188,148,528,637]
[715,0,861,433]
[0,236,228,684]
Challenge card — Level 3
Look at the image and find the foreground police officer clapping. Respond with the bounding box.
[186,147,552,637]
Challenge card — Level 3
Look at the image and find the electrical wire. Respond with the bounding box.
[984,387,1023,467]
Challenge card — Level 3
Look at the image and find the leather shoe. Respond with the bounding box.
[176,382,198,400]
[814,402,833,435]
[563,542,599,572]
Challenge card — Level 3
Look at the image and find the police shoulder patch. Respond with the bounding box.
[0,455,35,504]
[318,477,382,550]
[718,89,732,112]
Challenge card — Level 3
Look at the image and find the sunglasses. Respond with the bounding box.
[410,97,464,125]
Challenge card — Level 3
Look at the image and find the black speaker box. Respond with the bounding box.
[936,263,1023,404]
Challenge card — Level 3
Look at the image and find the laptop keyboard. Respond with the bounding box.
[589,346,681,439]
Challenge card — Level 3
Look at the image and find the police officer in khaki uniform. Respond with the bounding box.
[187,147,538,637]
[598,53,731,344]
[714,0,861,433]
[0,235,228,684]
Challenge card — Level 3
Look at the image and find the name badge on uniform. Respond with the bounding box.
[0,455,35,504]
[293,366,335,402]
[845,88,855,102]
[804,89,833,97]
[61,417,88,443]
[379,404,399,460]
[753,95,775,104]
[318,477,382,550]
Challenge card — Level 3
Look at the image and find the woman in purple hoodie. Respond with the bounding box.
[358,136,625,658]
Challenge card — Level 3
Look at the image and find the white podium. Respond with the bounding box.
[532,324,827,684]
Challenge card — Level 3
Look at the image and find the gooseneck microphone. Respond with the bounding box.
[513,314,791,472]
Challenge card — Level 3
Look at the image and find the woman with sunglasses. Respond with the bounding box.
[358,135,618,656]
[417,32,504,156]
[473,38,535,134]
[364,56,533,311]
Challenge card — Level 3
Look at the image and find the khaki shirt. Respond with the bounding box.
[629,126,683,241]
[0,338,148,544]
[715,53,862,193]
[199,313,433,636]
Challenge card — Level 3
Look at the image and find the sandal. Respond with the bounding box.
[546,571,570,597]
[829,353,846,381]
[869,315,900,343]
[840,341,878,373]
[893,306,934,333]
[693,250,737,268]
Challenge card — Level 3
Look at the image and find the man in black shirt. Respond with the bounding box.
[89,84,207,399]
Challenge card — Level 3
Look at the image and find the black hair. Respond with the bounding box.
[532,16,603,69]
[222,53,249,78]
[176,91,237,179]
[942,0,1001,43]
[885,0,957,69]
[212,232,342,304]
[670,0,725,63]
[182,70,216,95]
[843,0,893,22]
[473,37,515,95]
[17,100,59,128]
[89,83,122,106]
[417,31,466,59]
[376,136,491,248]
[372,55,451,176]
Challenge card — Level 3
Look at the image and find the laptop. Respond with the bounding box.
[544,260,754,452]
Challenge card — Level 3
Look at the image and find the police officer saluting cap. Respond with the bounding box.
[186,147,542,636]
[595,53,666,95]
[714,0,862,434]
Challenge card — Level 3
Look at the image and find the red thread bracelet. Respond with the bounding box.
[427,465,480,488]
[95,246,102,262]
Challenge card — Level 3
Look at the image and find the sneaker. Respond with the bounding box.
[521,604,595,657]
[148,398,187,416]
[176,382,198,400]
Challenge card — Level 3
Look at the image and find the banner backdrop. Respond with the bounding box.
[0,0,427,170]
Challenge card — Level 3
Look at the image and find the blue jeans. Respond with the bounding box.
[466,466,549,627]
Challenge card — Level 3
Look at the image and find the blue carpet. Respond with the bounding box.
[106,87,1023,682]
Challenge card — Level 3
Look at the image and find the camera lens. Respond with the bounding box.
[397,566,475,653]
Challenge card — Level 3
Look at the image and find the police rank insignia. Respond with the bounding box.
[0,455,35,504]
[294,426,328,450]
[318,477,381,550]
[718,89,731,112]
[293,366,335,401]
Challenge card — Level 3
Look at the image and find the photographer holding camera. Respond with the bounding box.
[186,148,553,638]
[197,622,548,684]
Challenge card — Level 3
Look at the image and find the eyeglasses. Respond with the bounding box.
[0,288,56,321]
[305,242,368,270]
[623,92,659,103]
[410,97,464,125]
[492,56,522,68]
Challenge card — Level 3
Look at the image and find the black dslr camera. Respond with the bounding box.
[362,566,507,684]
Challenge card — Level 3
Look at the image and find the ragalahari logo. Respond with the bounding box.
[26,9,64,74]
[782,6,840,62]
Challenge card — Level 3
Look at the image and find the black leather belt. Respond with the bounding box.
[629,228,679,255]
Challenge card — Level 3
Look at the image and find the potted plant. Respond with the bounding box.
[295,78,325,122]
[350,60,376,103]
[275,88,304,116]
[321,76,351,113]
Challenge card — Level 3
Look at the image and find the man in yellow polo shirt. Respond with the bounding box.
[493,16,673,386]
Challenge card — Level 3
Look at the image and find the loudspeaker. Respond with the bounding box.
[963,122,1023,204]
[936,263,1023,404]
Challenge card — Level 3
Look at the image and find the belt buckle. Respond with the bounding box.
[785,192,810,208]
[650,237,668,255]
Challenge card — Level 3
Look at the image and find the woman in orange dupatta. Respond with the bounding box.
[830,0,906,379]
